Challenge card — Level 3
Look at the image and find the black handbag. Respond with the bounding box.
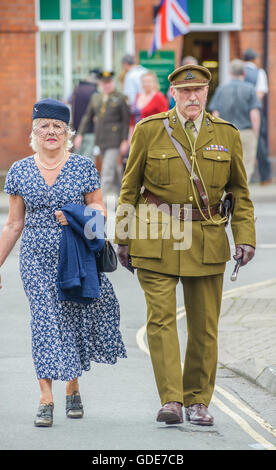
[97,236,118,272]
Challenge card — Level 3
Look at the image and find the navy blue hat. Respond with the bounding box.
[32,98,70,124]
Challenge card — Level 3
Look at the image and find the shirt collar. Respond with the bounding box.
[244,62,257,69]
[175,107,204,133]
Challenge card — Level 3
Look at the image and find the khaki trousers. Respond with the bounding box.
[137,268,224,407]
[100,147,123,199]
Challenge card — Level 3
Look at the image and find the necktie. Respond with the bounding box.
[185,120,195,146]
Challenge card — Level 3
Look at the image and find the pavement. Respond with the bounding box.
[0,180,276,397]
[218,278,276,395]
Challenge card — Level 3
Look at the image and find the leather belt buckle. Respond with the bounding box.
[177,206,189,221]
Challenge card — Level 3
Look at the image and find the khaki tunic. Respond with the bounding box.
[114,108,256,277]
[78,90,131,151]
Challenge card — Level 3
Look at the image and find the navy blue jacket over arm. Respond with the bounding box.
[57,203,105,304]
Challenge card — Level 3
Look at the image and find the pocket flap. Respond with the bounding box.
[202,150,230,162]
[202,222,230,264]
[148,148,179,159]
[129,207,169,241]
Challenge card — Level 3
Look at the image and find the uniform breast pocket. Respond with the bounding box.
[147,148,181,185]
[202,150,231,188]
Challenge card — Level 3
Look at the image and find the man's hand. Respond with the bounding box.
[119,139,129,157]
[233,244,255,267]
[117,244,134,273]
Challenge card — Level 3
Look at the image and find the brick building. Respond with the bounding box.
[0,0,275,171]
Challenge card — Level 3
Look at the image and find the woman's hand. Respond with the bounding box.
[55,210,68,225]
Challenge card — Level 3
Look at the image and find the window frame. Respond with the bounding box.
[35,0,134,100]
[189,0,242,31]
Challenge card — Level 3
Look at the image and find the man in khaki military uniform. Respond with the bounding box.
[114,65,256,426]
[75,71,130,199]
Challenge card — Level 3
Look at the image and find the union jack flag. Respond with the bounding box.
[149,0,190,56]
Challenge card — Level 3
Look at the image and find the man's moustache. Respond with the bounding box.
[186,101,200,107]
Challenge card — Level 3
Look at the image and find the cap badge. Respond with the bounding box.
[184,71,196,80]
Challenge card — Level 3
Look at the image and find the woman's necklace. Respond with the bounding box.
[37,152,67,170]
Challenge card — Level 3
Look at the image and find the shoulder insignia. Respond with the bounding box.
[207,113,238,130]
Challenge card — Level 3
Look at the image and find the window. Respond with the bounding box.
[187,0,241,30]
[37,0,133,100]
[112,0,123,20]
[212,0,233,24]
[71,31,104,87]
[71,0,102,20]
[187,0,204,24]
[40,0,60,20]
[112,31,126,85]
[40,32,64,100]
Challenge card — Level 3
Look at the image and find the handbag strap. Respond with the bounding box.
[162,118,209,208]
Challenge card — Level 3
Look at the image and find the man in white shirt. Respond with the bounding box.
[121,54,148,106]
[243,48,272,185]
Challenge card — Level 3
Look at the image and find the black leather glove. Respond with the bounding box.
[233,244,255,267]
[117,244,135,274]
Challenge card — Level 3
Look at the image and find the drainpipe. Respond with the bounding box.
[263,0,269,150]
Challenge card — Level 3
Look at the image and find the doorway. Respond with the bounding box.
[182,32,219,105]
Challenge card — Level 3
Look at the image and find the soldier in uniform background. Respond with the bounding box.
[71,68,100,161]
[114,65,256,426]
[75,71,131,200]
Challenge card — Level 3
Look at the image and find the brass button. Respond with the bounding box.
[146,218,150,223]
[190,156,193,160]
[189,196,193,202]
[217,155,221,160]
[162,154,166,158]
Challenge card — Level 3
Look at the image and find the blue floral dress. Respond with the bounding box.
[4,154,127,381]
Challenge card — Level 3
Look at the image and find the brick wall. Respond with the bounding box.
[0,0,37,171]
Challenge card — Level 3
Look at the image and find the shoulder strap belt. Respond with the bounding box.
[162,118,209,208]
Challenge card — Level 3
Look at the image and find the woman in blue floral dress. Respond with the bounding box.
[0,99,126,427]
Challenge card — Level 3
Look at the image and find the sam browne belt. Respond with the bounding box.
[143,189,220,221]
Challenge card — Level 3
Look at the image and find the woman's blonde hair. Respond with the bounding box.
[30,118,75,152]
[142,71,160,91]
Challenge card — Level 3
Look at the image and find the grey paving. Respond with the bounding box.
[218,279,276,394]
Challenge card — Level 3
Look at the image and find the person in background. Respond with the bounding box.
[71,68,100,161]
[132,71,169,126]
[75,71,131,201]
[182,56,198,66]
[121,54,148,106]
[208,59,261,183]
[243,48,272,185]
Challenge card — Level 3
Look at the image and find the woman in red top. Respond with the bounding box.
[132,71,169,125]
